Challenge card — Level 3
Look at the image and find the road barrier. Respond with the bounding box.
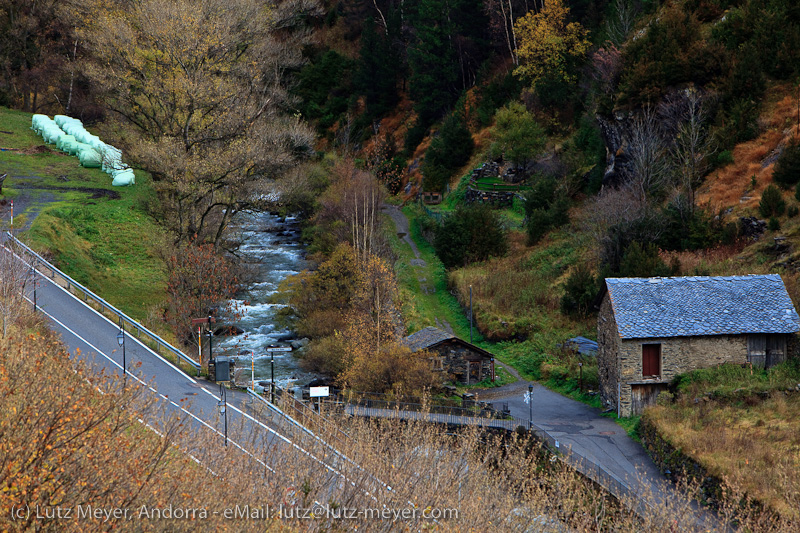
[4,231,201,374]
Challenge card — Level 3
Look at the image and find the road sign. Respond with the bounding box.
[266,346,292,352]
[191,316,216,326]
[309,386,329,398]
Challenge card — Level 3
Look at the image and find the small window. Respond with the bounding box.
[642,344,661,378]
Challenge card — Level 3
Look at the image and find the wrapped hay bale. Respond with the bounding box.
[111,168,135,186]
[56,134,76,152]
[42,124,64,144]
[79,148,102,168]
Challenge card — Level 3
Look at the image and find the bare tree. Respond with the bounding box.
[667,88,716,216]
[625,106,672,204]
[606,0,641,46]
[81,0,315,246]
[0,238,34,337]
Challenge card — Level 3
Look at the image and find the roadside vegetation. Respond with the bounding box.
[644,360,800,520]
[0,107,169,330]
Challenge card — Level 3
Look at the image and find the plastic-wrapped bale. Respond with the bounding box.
[88,137,105,151]
[56,134,76,153]
[79,147,102,168]
[101,146,125,173]
[72,129,92,145]
[31,114,50,133]
[53,115,74,127]
[111,168,135,186]
[74,142,93,155]
[62,121,83,138]
[42,125,64,144]
[83,134,100,147]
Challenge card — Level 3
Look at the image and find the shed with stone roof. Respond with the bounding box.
[597,274,800,416]
[402,326,495,384]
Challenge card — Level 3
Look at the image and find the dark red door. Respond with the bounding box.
[642,344,661,377]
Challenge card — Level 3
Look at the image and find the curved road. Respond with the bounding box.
[383,205,715,526]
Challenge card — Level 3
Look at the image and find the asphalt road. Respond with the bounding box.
[0,237,353,483]
[490,382,719,526]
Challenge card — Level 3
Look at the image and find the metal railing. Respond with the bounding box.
[4,231,200,374]
[338,397,643,515]
[270,385,352,450]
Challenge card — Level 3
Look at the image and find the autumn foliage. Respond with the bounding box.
[165,242,239,356]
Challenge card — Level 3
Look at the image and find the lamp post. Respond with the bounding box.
[116,323,126,384]
[218,384,228,447]
[528,383,533,430]
[579,362,583,393]
[469,285,473,343]
[270,350,275,403]
[30,260,37,312]
[207,328,214,364]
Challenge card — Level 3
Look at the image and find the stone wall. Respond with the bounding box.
[598,292,759,416]
[597,294,621,411]
[431,341,493,384]
[616,335,748,416]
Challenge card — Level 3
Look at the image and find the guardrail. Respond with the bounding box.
[4,231,201,374]
[341,401,644,515]
[272,386,352,449]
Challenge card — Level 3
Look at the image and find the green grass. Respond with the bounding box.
[0,106,169,331]
[672,359,800,400]
[388,203,482,342]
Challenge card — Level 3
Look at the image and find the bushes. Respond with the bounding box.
[433,205,508,268]
[421,109,474,192]
[773,139,800,189]
[523,177,570,245]
[759,184,786,218]
[295,49,353,130]
[618,241,673,278]
[560,263,599,317]
[618,5,724,105]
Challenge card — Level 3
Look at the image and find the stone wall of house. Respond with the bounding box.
[432,343,493,384]
[617,334,748,416]
[597,294,621,411]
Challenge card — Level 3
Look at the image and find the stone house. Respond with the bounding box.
[597,275,800,417]
[403,327,495,384]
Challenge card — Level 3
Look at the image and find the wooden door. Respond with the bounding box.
[748,335,766,369]
[766,334,787,368]
[642,344,661,377]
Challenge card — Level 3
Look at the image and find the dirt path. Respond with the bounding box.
[1,176,118,232]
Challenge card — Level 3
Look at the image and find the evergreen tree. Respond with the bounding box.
[408,0,460,124]
[434,205,508,268]
[422,107,474,192]
[354,15,401,119]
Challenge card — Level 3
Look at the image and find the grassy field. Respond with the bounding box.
[0,106,168,330]
[645,361,800,519]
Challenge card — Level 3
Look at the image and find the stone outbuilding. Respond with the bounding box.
[597,274,800,417]
[403,327,495,384]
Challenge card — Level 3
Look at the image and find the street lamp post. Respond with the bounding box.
[218,384,228,447]
[579,362,583,393]
[271,350,275,404]
[30,260,37,312]
[528,384,533,430]
[207,328,214,364]
[116,323,126,384]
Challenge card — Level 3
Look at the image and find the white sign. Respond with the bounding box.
[266,346,292,352]
[309,386,330,398]
[523,391,532,405]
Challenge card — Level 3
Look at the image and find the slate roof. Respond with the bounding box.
[605,274,800,339]
[403,327,456,352]
[402,327,493,358]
